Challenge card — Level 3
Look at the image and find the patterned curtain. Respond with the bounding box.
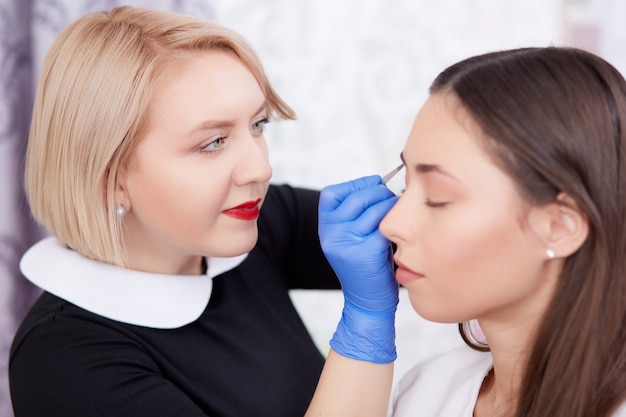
[0,2,40,415]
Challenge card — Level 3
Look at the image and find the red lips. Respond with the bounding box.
[222,198,262,221]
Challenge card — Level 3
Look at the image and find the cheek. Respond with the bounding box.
[410,207,534,322]
[425,205,528,282]
[126,161,228,226]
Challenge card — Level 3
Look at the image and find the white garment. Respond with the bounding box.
[20,237,247,328]
[392,345,492,417]
[392,345,626,417]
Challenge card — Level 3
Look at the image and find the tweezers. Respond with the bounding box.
[381,163,405,185]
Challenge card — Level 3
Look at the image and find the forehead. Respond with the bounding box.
[405,93,492,166]
[154,49,262,103]
[139,50,265,130]
[405,93,527,199]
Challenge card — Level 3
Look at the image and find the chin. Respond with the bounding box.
[408,295,453,324]
[216,230,259,257]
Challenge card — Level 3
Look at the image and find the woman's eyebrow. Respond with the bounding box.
[400,152,459,181]
[187,101,269,136]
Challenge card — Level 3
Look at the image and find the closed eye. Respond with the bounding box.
[424,198,448,208]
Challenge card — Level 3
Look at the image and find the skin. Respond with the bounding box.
[379,92,562,414]
[117,50,272,275]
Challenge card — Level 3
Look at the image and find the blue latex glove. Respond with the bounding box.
[319,175,399,363]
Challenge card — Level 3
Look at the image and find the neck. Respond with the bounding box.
[126,249,204,275]
[474,263,561,416]
[473,318,537,417]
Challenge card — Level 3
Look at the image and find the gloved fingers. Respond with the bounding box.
[318,200,396,257]
[318,175,382,213]
[319,195,396,262]
[347,196,398,237]
[320,183,395,224]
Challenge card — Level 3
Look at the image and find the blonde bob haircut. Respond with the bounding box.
[25,6,295,266]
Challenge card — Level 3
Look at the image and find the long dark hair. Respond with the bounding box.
[431,47,626,417]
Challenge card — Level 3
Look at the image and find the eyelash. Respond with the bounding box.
[424,198,448,208]
[398,189,447,207]
[252,117,271,133]
[198,117,271,155]
[199,134,227,155]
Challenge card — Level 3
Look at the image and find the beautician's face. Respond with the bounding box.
[119,50,272,274]
[380,93,551,324]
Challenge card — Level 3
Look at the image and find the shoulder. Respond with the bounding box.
[11,293,148,364]
[9,293,145,399]
[9,298,165,413]
[10,289,158,370]
[9,302,205,416]
[393,345,492,417]
[398,344,492,384]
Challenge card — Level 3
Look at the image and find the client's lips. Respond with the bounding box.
[222,198,262,221]
[394,258,425,286]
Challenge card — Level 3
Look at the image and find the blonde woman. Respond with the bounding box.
[9,6,340,416]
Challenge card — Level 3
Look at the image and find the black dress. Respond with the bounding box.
[10,185,339,417]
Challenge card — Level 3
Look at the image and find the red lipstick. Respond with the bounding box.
[394,258,424,286]
[222,198,262,221]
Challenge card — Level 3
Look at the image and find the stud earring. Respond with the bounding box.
[115,205,127,219]
[546,248,555,259]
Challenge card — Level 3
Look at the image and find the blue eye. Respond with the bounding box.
[251,117,270,132]
[200,135,227,154]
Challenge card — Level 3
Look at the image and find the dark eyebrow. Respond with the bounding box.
[400,152,459,181]
[187,101,268,136]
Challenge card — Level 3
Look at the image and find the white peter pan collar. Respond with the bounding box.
[20,237,248,329]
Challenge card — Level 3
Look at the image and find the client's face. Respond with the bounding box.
[380,93,551,325]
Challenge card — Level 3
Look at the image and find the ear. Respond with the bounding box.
[529,193,589,259]
[111,163,131,213]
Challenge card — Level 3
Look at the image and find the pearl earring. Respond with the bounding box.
[546,248,555,259]
[115,205,127,219]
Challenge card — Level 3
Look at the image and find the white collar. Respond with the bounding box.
[20,237,248,329]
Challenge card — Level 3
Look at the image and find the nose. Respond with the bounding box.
[233,134,272,185]
[380,194,412,245]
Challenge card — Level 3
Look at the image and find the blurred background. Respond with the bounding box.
[1,0,624,414]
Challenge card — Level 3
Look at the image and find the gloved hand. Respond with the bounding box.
[318,175,399,363]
